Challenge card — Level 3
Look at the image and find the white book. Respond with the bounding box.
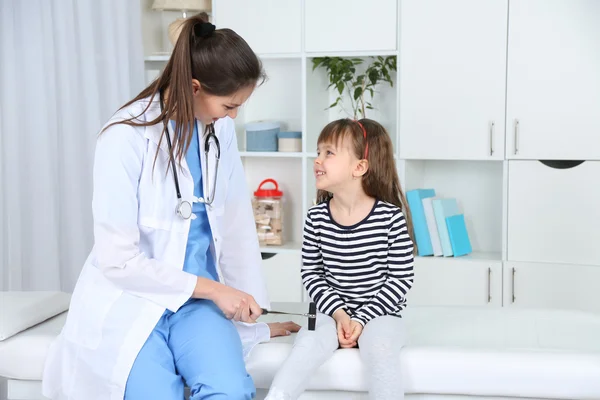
[422,197,443,256]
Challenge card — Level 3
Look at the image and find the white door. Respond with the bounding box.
[407,258,502,307]
[261,253,303,302]
[506,0,600,160]
[507,160,600,266]
[214,0,302,54]
[398,0,507,160]
[504,262,600,313]
[304,0,397,53]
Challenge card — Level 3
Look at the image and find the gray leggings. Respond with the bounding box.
[266,313,406,400]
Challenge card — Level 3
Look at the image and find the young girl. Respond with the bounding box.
[266,118,415,400]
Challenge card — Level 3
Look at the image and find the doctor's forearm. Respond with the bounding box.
[192,277,220,300]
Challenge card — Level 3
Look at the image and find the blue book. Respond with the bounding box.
[406,189,436,256]
[432,198,459,257]
[446,214,472,257]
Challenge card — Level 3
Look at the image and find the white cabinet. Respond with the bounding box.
[399,0,507,160]
[507,161,600,266]
[304,0,397,53]
[506,0,600,160]
[261,253,303,303]
[503,262,600,313]
[407,258,503,307]
[213,0,302,54]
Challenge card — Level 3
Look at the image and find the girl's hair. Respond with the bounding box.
[316,118,416,249]
[103,12,266,166]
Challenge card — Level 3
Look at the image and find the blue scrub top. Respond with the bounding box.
[171,120,218,282]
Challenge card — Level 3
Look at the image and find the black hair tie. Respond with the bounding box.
[194,22,216,38]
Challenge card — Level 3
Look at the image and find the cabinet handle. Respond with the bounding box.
[487,267,492,303]
[514,119,520,155]
[511,267,516,303]
[489,121,495,156]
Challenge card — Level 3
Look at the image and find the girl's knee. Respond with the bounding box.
[295,321,339,353]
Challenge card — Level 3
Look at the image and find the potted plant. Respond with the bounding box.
[312,56,397,119]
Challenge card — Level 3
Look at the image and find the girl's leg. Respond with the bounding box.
[169,299,255,400]
[266,313,339,400]
[124,314,185,399]
[357,315,406,400]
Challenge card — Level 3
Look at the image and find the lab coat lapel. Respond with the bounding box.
[143,100,169,154]
[143,100,192,180]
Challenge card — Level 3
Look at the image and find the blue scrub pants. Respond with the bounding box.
[124,299,255,399]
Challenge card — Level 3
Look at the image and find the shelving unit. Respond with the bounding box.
[141,0,600,312]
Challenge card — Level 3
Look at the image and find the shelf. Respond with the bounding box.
[144,53,303,62]
[402,159,504,256]
[240,151,303,158]
[144,54,170,62]
[416,252,502,264]
[260,242,302,254]
[258,53,302,59]
[306,50,398,57]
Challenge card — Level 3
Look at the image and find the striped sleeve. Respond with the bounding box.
[301,211,346,316]
[351,210,414,326]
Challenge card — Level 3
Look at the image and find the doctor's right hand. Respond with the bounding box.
[194,277,262,323]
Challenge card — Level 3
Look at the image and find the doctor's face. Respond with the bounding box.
[192,81,255,125]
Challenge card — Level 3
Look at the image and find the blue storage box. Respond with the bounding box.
[245,121,280,152]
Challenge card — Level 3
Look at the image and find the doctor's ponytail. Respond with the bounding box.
[104,12,265,164]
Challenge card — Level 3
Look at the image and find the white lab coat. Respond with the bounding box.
[42,97,271,400]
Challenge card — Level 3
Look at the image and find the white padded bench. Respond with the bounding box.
[1,299,600,400]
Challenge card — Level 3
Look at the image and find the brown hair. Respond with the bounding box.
[103,13,265,167]
[316,118,416,249]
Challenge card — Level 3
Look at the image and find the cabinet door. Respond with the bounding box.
[261,253,303,302]
[304,0,397,53]
[507,160,600,266]
[504,262,600,313]
[506,0,600,160]
[398,0,508,160]
[407,258,502,307]
[214,0,302,54]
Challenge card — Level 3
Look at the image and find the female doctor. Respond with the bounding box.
[42,14,299,400]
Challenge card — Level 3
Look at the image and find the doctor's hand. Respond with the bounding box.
[194,278,262,323]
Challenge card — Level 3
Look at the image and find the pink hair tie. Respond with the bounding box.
[355,120,368,159]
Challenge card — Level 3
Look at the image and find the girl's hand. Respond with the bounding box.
[268,321,301,337]
[195,278,262,322]
[333,310,355,348]
[345,320,363,347]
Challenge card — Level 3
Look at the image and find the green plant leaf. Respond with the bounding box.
[353,87,363,101]
[368,69,379,85]
[336,81,344,95]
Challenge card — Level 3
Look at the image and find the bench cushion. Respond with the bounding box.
[0,312,67,380]
[248,304,600,399]
[1,300,599,399]
[0,291,70,341]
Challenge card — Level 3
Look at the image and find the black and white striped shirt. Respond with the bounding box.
[301,200,414,326]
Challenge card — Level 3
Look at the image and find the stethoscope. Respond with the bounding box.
[159,92,221,219]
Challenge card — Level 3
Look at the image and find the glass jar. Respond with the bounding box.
[252,179,284,246]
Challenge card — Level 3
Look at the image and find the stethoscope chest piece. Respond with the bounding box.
[176,199,193,220]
